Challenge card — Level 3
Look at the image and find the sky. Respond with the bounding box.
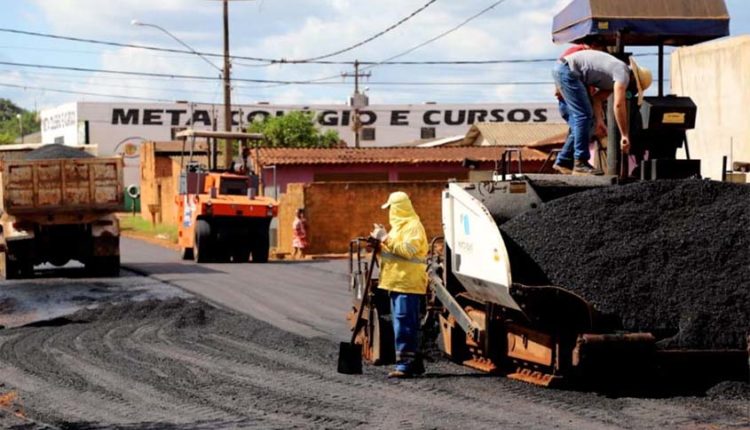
[1,0,749,111]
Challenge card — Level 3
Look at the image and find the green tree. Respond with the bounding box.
[247,111,340,148]
[0,99,40,145]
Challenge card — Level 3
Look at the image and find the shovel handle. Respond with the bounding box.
[349,240,380,344]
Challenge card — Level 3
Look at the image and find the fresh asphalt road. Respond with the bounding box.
[120,237,354,340]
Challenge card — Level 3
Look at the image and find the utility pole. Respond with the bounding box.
[342,60,371,148]
[16,114,23,144]
[222,0,233,168]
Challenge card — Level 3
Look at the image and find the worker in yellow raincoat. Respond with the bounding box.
[370,191,428,378]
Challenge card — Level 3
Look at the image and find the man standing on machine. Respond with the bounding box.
[553,49,652,175]
[370,191,428,378]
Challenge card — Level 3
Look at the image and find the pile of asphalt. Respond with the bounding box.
[23,144,93,160]
[501,179,750,349]
[706,381,750,401]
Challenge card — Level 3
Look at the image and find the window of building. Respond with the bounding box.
[361,127,376,141]
[420,127,436,140]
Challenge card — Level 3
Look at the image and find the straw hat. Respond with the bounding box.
[629,57,653,106]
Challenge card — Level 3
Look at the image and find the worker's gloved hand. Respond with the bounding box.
[370,223,389,243]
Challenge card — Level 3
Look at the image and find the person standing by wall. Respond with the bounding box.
[370,191,428,378]
[292,208,308,260]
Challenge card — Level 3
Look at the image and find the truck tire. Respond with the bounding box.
[181,247,194,261]
[2,253,20,280]
[251,226,270,263]
[86,255,120,277]
[232,246,250,263]
[194,220,213,263]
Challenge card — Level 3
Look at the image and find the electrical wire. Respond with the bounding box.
[0,82,175,102]
[0,28,661,66]
[1,70,223,95]
[0,60,557,86]
[0,27,274,63]
[280,0,438,63]
[270,0,511,87]
[364,0,509,71]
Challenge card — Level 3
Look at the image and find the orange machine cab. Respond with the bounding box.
[176,171,278,264]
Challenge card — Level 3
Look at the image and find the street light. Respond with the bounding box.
[16,113,23,144]
[130,19,222,73]
[132,15,234,168]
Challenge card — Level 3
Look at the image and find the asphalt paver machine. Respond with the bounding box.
[175,129,278,263]
[339,0,748,389]
[420,0,745,389]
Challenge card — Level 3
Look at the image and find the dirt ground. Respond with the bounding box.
[0,296,747,430]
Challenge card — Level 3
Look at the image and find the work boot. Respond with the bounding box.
[387,370,413,379]
[410,359,426,376]
[553,159,574,174]
[573,160,604,176]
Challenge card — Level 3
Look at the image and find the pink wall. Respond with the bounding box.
[262,161,496,195]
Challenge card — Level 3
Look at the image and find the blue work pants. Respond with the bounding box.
[557,99,576,164]
[390,292,421,373]
[554,61,592,162]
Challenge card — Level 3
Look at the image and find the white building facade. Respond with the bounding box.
[41,102,563,187]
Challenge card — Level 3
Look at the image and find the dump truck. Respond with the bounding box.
[0,145,124,279]
[175,129,278,263]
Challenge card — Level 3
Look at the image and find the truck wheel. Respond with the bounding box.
[86,256,120,277]
[194,220,212,263]
[251,226,270,263]
[232,247,250,263]
[2,253,20,280]
[181,247,194,261]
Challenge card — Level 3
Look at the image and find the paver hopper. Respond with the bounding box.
[429,174,749,389]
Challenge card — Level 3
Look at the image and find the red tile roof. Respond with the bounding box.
[251,146,549,166]
[527,131,567,149]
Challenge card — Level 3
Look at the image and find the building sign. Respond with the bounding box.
[109,105,555,128]
[41,101,564,187]
[42,109,76,131]
[40,102,78,145]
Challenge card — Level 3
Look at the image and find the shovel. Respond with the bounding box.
[337,240,379,375]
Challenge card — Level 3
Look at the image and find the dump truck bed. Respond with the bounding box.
[1,157,124,216]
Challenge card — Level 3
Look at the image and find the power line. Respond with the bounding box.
[1,70,224,95]
[364,0,510,71]
[0,27,274,63]
[281,0,438,63]
[0,82,175,102]
[0,60,558,86]
[276,0,512,87]
[0,28,661,67]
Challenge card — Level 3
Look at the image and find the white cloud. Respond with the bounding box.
[16,0,571,105]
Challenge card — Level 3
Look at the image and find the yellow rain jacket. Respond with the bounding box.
[378,194,429,295]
